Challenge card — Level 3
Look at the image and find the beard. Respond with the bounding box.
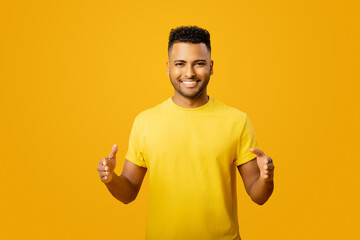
[169,75,211,99]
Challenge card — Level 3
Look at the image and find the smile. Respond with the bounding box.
[180,80,200,88]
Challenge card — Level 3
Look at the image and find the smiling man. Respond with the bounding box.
[167,38,212,107]
[97,26,274,240]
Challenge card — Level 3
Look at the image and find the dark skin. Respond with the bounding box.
[97,145,147,204]
[97,43,274,205]
[98,146,274,205]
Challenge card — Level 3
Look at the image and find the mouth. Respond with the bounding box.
[179,79,201,88]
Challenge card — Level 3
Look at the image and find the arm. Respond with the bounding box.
[97,144,147,204]
[237,149,274,205]
[104,160,147,204]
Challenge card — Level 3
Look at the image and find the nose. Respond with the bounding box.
[184,65,196,78]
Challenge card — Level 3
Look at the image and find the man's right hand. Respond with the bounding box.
[97,144,118,183]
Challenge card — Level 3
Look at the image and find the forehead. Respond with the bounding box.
[169,42,210,60]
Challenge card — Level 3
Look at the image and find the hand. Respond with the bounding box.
[250,148,274,182]
[97,144,118,183]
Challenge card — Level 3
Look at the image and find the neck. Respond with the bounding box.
[172,91,209,108]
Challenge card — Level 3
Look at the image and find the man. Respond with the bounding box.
[97,26,274,239]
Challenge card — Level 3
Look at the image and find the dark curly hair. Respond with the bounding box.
[168,26,211,53]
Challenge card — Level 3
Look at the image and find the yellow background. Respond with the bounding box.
[1,0,359,239]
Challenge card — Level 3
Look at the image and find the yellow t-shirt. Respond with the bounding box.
[125,96,257,240]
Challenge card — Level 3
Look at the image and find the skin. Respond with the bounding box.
[97,42,274,205]
[97,144,147,204]
[166,42,213,108]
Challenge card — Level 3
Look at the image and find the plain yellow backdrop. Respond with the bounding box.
[1,0,359,239]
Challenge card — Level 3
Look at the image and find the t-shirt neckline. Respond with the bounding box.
[168,96,213,112]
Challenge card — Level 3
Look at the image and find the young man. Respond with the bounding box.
[97,26,274,240]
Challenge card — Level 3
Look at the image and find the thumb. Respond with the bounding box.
[250,148,265,157]
[108,144,118,159]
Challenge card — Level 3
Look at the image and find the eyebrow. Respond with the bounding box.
[173,59,207,63]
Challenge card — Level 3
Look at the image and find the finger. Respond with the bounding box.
[99,170,109,179]
[267,162,274,170]
[97,164,109,172]
[102,175,108,182]
[263,172,273,180]
[266,169,274,178]
[108,144,118,159]
[267,173,274,180]
[250,148,265,157]
[101,173,112,183]
[262,166,274,177]
[99,158,106,165]
[97,164,104,171]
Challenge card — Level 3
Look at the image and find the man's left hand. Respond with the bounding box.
[250,148,275,182]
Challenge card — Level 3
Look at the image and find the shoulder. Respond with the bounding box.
[211,97,248,120]
[133,98,169,123]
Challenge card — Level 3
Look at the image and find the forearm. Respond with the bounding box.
[248,177,274,205]
[104,173,137,204]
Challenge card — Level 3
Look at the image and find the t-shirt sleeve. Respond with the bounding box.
[125,116,147,168]
[234,114,258,166]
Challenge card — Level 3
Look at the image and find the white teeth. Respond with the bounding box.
[183,81,196,84]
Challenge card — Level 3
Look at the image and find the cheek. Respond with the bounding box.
[170,68,182,79]
[174,68,182,76]
[197,68,210,77]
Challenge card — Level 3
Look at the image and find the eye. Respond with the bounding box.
[175,63,184,66]
[196,62,206,65]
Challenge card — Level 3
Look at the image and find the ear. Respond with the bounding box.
[166,61,169,76]
[210,60,214,75]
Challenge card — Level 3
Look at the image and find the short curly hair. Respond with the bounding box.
[168,26,211,53]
